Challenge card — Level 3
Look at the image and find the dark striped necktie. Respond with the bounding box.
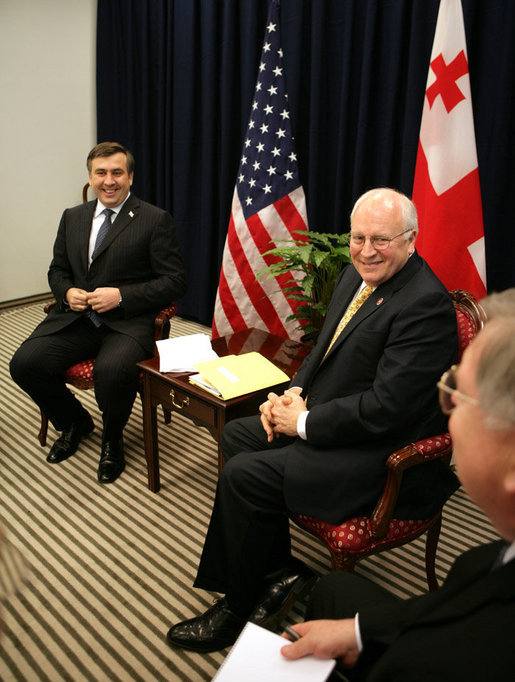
[91,208,114,260]
[89,208,114,327]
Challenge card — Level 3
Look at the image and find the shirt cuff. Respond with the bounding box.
[354,614,364,653]
[296,410,309,440]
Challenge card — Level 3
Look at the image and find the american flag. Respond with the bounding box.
[212,0,309,341]
[413,0,487,300]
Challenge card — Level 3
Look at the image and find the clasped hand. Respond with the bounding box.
[66,287,121,313]
[259,386,306,442]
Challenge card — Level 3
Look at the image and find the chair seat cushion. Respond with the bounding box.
[64,358,145,392]
[64,359,95,389]
[293,515,436,554]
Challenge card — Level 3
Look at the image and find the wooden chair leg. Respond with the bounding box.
[425,513,442,592]
[331,551,358,573]
[38,410,49,446]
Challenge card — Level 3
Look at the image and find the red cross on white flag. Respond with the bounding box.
[413,0,487,300]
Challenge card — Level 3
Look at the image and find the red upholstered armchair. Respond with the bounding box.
[291,289,486,591]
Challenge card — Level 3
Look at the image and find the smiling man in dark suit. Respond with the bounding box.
[281,289,515,681]
[10,142,187,483]
[166,188,459,652]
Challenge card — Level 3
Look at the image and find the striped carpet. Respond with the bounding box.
[0,303,499,681]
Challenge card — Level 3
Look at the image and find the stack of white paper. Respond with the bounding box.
[156,334,218,372]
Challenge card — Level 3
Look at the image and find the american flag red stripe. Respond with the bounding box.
[273,194,309,238]
[413,0,487,300]
[212,0,309,341]
[213,189,306,340]
[227,217,290,339]
[214,262,247,335]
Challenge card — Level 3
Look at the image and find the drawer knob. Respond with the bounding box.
[170,389,190,410]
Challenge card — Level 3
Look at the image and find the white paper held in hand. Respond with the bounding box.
[156,334,218,373]
[212,621,335,681]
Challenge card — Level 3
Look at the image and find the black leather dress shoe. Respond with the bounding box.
[46,414,95,463]
[166,598,246,653]
[250,558,316,629]
[97,438,125,484]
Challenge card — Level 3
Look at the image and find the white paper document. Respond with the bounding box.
[212,622,335,681]
[189,373,222,397]
[156,334,218,372]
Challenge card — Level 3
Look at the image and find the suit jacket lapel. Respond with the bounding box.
[322,252,423,360]
[314,268,361,362]
[324,271,361,333]
[80,201,96,274]
[408,541,515,628]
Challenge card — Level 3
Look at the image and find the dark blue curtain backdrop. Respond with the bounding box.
[97,0,514,325]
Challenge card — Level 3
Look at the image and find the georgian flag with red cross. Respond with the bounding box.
[413,0,487,300]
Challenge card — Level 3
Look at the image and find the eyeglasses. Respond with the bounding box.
[437,365,480,415]
[349,229,413,251]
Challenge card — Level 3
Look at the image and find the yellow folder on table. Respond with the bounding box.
[191,352,290,400]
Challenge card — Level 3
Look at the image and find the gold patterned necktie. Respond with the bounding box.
[324,285,373,357]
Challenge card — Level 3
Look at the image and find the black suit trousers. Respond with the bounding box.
[193,415,298,613]
[10,317,148,439]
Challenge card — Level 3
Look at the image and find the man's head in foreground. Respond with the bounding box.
[445,289,515,542]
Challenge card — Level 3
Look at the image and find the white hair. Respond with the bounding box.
[350,188,418,239]
[476,290,515,429]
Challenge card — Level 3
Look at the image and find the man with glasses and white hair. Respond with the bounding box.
[281,289,515,681]
[167,188,460,653]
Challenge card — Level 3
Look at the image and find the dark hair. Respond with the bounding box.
[86,142,135,175]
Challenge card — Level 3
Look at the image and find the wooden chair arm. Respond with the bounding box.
[153,302,178,345]
[449,289,487,331]
[44,301,56,314]
[369,436,452,540]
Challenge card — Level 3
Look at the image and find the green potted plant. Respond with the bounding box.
[257,230,351,344]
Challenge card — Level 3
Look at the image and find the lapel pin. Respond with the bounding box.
[128,210,134,218]
[376,298,383,305]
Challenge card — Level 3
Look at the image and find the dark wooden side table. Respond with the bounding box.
[137,327,310,492]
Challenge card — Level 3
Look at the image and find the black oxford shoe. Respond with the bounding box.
[97,438,125,484]
[166,598,246,653]
[46,414,95,463]
[250,558,316,629]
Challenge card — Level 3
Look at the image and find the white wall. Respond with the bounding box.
[0,0,97,303]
